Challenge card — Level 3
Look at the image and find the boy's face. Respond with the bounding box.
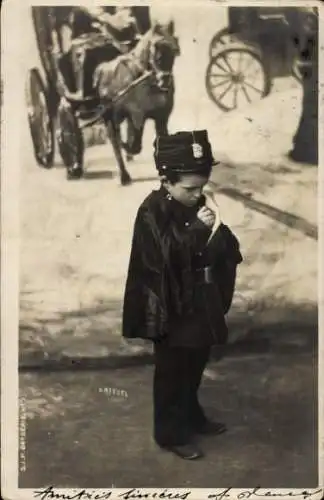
[164,173,210,207]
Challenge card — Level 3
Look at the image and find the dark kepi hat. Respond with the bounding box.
[153,130,218,176]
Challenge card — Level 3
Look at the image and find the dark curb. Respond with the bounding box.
[19,351,154,371]
[19,339,155,372]
[19,329,316,372]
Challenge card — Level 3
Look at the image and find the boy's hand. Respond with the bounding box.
[197,206,216,228]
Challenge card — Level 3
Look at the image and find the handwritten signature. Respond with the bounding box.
[207,488,323,500]
[32,486,323,500]
[33,486,191,500]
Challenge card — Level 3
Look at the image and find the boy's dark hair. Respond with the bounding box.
[161,170,181,185]
[161,167,212,185]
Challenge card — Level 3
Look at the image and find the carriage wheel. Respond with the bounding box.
[205,43,272,112]
[208,28,236,59]
[32,8,57,82]
[56,100,84,176]
[25,69,55,167]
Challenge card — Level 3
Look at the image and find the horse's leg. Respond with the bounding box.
[126,117,134,162]
[153,88,174,137]
[105,117,132,186]
[154,113,169,137]
[124,116,145,157]
[120,117,134,162]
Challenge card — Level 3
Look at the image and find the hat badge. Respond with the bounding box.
[192,142,203,159]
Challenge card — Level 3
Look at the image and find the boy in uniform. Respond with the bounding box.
[123,130,243,460]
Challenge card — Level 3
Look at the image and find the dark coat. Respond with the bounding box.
[122,186,243,346]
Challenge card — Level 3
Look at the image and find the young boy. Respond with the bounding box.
[122,130,243,460]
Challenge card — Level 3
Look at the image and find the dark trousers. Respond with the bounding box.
[153,342,211,447]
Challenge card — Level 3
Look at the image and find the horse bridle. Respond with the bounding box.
[148,38,176,91]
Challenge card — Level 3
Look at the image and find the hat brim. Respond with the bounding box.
[158,159,219,175]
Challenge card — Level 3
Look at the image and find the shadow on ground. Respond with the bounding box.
[19,294,318,369]
[209,156,316,197]
[83,170,115,180]
[216,186,317,240]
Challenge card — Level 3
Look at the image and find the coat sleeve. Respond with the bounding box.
[132,207,164,293]
[122,206,166,340]
[208,223,243,264]
[207,224,243,314]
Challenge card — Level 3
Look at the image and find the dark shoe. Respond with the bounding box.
[195,420,227,435]
[162,443,203,460]
[67,164,84,180]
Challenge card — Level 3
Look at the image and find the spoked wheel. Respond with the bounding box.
[205,43,272,112]
[25,68,55,167]
[56,100,84,179]
[32,7,57,82]
[209,28,236,59]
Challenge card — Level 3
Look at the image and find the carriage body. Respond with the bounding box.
[206,6,316,112]
[227,7,303,78]
[26,6,142,171]
[32,7,140,105]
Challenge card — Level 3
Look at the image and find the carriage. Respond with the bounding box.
[205,7,317,112]
[25,6,145,176]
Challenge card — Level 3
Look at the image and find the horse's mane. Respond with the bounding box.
[93,24,177,100]
[127,28,153,70]
[93,28,154,99]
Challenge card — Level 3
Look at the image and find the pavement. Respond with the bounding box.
[19,329,318,488]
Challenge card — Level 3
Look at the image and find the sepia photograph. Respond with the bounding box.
[1,0,322,496]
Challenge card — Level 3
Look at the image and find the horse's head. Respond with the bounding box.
[148,21,180,91]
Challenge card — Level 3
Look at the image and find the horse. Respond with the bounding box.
[67,20,180,185]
